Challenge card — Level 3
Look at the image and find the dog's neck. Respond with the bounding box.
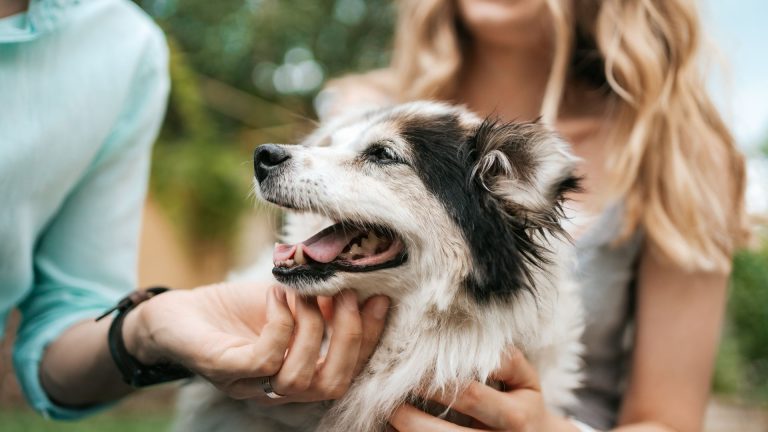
[323,275,552,432]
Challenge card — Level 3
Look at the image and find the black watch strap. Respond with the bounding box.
[97,287,194,387]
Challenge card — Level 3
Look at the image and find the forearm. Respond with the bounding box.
[550,415,674,432]
[39,317,134,408]
[613,423,676,432]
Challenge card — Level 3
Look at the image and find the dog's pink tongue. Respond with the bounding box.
[273,225,362,264]
[273,244,297,262]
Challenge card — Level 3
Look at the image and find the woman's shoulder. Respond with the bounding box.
[315,68,400,121]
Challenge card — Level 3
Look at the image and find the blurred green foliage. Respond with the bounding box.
[150,38,251,249]
[714,134,768,401]
[714,236,768,402]
[763,131,768,156]
[135,0,395,251]
[142,0,394,105]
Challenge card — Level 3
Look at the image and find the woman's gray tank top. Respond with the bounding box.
[565,204,644,429]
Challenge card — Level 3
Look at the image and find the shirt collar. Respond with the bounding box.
[0,0,80,43]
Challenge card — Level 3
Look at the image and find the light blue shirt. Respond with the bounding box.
[0,0,168,419]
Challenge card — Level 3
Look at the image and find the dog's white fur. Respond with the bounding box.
[175,102,584,432]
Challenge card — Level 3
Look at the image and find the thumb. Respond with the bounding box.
[205,286,295,379]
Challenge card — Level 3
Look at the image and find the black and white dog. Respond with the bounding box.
[175,101,584,432]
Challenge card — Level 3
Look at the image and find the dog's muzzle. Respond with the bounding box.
[254,144,291,183]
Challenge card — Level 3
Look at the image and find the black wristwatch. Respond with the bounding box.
[96,287,194,387]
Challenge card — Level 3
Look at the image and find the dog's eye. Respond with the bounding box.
[365,143,402,165]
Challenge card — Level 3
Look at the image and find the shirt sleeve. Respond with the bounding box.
[12,27,169,420]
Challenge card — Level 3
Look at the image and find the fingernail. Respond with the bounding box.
[372,296,390,320]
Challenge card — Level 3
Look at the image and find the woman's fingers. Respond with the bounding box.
[315,290,363,398]
[317,295,334,322]
[354,295,390,375]
[491,349,541,391]
[251,286,295,372]
[212,289,389,404]
[420,350,543,430]
[389,404,474,432]
[220,376,271,400]
[272,292,390,401]
[270,295,325,395]
[429,382,537,431]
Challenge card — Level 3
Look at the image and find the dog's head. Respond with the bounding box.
[254,102,578,303]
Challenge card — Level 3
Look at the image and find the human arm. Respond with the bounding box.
[12,20,170,418]
[389,246,728,432]
[613,248,727,432]
[41,282,389,408]
[0,0,26,18]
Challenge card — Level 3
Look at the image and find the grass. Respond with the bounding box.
[0,408,173,432]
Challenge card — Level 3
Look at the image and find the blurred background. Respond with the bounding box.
[1,0,766,430]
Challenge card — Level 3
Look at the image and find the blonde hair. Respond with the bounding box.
[331,0,748,273]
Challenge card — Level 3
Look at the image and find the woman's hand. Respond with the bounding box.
[255,288,391,405]
[123,283,389,403]
[389,350,578,432]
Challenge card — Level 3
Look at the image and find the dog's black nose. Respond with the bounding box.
[254,144,291,183]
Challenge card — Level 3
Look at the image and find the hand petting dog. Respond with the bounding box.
[122,283,389,402]
[389,350,579,432]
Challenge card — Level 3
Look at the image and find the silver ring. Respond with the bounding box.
[261,376,285,399]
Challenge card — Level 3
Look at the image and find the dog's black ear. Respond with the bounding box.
[467,118,581,233]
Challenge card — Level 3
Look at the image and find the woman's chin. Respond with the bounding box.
[457,0,551,47]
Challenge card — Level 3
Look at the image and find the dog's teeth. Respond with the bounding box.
[294,245,306,265]
[276,259,295,268]
[361,237,376,251]
[349,244,364,256]
[361,232,381,252]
